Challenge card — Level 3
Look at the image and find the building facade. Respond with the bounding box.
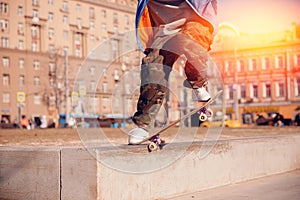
[1,0,300,126]
[0,0,137,124]
[210,23,300,124]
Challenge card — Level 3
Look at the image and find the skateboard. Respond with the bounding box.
[130,90,223,152]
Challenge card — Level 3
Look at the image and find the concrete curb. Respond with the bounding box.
[0,134,299,200]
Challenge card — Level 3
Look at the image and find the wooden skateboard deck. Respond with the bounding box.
[130,90,223,145]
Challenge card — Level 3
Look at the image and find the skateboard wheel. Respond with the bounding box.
[148,142,158,152]
[199,113,208,121]
[206,108,213,118]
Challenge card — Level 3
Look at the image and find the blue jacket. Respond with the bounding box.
[135,0,218,53]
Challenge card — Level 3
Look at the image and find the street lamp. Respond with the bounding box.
[121,63,126,127]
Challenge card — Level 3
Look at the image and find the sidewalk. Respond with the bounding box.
[169,170,300,200]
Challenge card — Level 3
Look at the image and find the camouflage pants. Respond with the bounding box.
[132,22,212,129]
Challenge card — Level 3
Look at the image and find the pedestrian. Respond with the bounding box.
[128,0,218,144]
[273,113,284,127]
[20,115,29,129]
[294,112,300,126]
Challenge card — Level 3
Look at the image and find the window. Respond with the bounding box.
[89,35,95,43]
[113,13,118,23]
[31,25,38,38]
[32,42,38,51]
[237,60,245,72]
[63,30,68,40]
[295,78,300,97]
[75,32,81,45]
[33,60,40,70]
[2,57,9,67]
[101,10,106,18]
[19,75,25,86]
[48,28,54,39]
[102,97,109,109]
[49,62,55,74]
[240,85,246,98]
[48,0,53,5]
[89,7,95,18]
[103,68,107,78]
[76,4,81,11]
[2,92,10,103]
[90,81,96,91]
[249,58,257,71]
[1,37,9,48]
[62,1,68,12]
[19,59,25,68]
[275,56,284,69]
[112,39,118,51]
[18,23,24,35]
[263,83,271,98]
[294,54,300,69]
[0,19,8,31]
[90,66,95,76]
[125,83,130,94]
[34,93,40,104]
[49,44,54,54]
[228,85,233,100]
[63,15,68,24]
[262,57,270,70]
[63,47,68,56]
[3,74,10,85]
[112,39,118,60]
[224,60,234,74]
[48,12,54,22]
[89,21,95,29]
[75,48,81,57]
[253,84,259,98]
[113,69,119,81]
[276,82,285,97]
[32,0,39,6]
[18,40,24,49]
[113,26,118,35]
[76,18,82,29]
[124,15,129,25]
[249,83,258,99]
[33,9,39,18]
[101,23,107,32]
[18,6,23,16]
[103,82,108,93]
[34,76,40,86]
[0,2,9,14]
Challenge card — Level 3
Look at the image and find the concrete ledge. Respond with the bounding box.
[0,134,299,200]
[61,147,97,200]
[96,135,300,200]
[0,147,60,200]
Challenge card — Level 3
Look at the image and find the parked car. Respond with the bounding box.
[200,117,241,128]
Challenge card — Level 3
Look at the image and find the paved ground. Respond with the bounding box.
[1,126,299,147]
[168,170,300,200]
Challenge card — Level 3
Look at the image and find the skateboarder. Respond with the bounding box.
[128,0,218,144]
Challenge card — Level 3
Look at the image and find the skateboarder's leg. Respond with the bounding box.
[129,48,177,144]
[161,22,213,101]
[132,49,170,129]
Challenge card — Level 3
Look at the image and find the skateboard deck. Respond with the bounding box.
[130,90,223,146]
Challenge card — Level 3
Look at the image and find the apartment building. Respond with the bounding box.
[0,0,137,123]
[1,0,300,126]
[210,23,300,124]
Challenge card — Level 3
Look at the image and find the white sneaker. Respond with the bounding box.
[193,87,211,102]
[128,127,149,144]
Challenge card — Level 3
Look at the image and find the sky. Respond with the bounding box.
[218,0,300,34]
